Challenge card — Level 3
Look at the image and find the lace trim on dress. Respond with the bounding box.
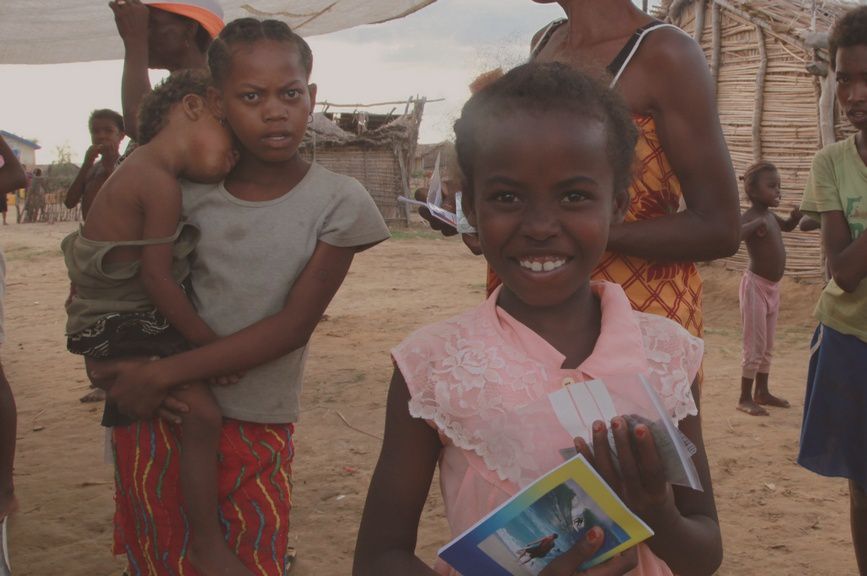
[396,307,702,486]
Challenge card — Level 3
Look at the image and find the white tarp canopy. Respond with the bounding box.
[0,0,436,65]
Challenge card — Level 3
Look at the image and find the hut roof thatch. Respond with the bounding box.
[303,102,424,149]
[659,0,856,48]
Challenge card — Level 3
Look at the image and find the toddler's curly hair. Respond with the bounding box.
[137,69,213,145]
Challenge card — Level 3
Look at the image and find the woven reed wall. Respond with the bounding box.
[676,3,822,279]
[302,145,408,227]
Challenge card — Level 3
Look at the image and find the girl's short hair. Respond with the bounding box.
[453,62,638,201]
[208,18,313,86]
[137,69,212,145]
[741,161,777,195]
[829,5,867,69]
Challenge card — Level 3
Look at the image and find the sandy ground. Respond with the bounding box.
[0,220,856,575]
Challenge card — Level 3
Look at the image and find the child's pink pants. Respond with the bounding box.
[739,270,780,379]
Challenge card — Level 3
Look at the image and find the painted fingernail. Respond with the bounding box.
[593,421,604,432]
[587,527,602,543]
[635,426,647,439]
[611,419,621,430]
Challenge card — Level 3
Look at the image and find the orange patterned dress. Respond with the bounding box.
[486,113,704,339]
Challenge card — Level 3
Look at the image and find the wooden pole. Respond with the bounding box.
[711,2,721,87]
[818,69,837,147]
[693,0,706,43]
[752,22,767,162]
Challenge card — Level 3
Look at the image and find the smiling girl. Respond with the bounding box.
[354,62,721,576]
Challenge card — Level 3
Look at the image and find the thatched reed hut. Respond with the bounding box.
[657,0,858,280]
[300,98,426,228]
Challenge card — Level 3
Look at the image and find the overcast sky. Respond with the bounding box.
[0,0,657,165]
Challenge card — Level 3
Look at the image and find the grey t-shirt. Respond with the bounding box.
[182,162,389,423]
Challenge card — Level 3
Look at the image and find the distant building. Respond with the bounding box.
[0,130,40,167]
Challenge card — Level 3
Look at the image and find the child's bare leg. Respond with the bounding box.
[0,363,17,520]
[737,377,768,416]
[753,372,790,408]
[173,382,252,576]
[851,481,867,575]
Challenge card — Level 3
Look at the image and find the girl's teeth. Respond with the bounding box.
[519,258,565,272]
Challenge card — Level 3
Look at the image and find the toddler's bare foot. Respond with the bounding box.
[754,392,790,408]
[189,540,253,576]
[736,400,769,416]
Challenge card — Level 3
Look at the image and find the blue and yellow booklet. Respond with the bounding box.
[438,453,653,576]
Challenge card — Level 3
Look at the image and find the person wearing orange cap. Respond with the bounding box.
[109,0,224,142]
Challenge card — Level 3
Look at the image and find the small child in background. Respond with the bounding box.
[64,109,126,402]
[64,109,125,220]
[62,70,246,575]
[736,161,801,416]
[354,62,721,576]
[798,6,867,572]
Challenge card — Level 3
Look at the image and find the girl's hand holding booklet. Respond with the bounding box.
[438,374,702,575]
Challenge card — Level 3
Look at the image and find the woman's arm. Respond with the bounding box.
[110,0,152,142]
[353,370,442,576]
[822,210,867,292]
[138,178,216,346]
[608,30,740,262]
[0,137,26,195]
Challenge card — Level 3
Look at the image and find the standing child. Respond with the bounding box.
[64,108,126,404]
[64,109,125,219]
[22,168,45,223]
[354,63,720,576]
[62,70,249,575]
[736,161,801,416]
[91,18,390,575]
[797,6,867,573]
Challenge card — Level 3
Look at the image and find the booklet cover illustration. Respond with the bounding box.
[438,454,653,575]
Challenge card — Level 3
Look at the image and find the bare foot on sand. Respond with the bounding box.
[754,392,790,408]
[737,400,769,416]
[79,387,105,403]
[189,541,253,576]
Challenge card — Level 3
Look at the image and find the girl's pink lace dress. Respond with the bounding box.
[392,282,703,576]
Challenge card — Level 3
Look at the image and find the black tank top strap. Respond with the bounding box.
[606,21,661,78]
[606,21,684,87]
